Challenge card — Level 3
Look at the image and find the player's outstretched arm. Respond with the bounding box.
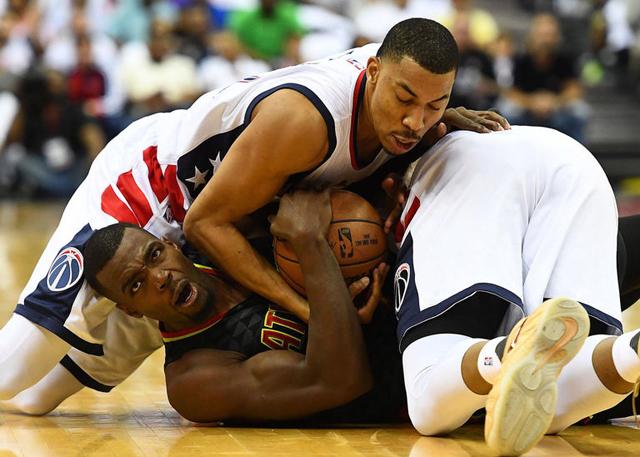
[167,191,372,422]
[183,91,329,322]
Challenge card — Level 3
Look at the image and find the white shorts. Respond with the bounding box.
[394,127,621,350]
[13,115,183,355]
[60,311,163,391]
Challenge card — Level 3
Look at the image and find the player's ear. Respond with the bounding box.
[367,56,381,85]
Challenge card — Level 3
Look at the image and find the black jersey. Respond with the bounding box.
[162,294,406,424]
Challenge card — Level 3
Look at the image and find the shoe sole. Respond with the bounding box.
[484,298,590,456]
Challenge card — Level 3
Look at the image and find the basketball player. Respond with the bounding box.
[1,18,509,414]
[80,192,405,423]
[394,126,640,455]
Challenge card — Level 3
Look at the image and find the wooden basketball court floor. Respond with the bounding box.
[1,201,639,457]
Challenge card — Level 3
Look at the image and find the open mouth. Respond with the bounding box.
[392,134,417,152]
[174,280,197,308]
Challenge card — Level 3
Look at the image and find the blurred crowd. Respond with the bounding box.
[0,0,638,199]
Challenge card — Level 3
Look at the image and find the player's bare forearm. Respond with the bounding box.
[292,233,370,390]
[184,220,310,321]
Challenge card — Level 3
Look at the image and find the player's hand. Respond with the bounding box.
[441,106,511,134]
[348,262,390,324]
[381,174,407,234]
[270,190,332,243]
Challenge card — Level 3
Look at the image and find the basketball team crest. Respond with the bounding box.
[394,263,411,312]
[47,247,84,292]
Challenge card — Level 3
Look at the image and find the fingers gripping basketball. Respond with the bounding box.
[274,190,387,295]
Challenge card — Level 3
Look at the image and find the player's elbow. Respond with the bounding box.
[182,210,205,243]
[167,388,222,424]
[321,369,373,406]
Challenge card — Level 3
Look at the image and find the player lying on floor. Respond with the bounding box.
[393,125,640,455]
[79,191,406,423]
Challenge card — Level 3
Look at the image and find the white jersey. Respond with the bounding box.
[84,42,391,235]
[14,43,392,372]
[394,126,621,351]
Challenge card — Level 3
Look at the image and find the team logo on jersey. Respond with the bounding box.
[394,263,411,312]
[47,247,84,292]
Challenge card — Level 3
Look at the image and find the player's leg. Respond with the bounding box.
[59,311,163,396]
[399,291,515,435]
[549,328,640,432]
[618,215,640,309]
[5,363,84,415]
[395,142,532,436]
[1,178,112,403]
[403,334,489,435]
[511,136,627,439]
[0,314,70,400]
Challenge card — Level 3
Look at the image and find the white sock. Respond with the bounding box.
[549,335,628,434]
[403,334,488,436]
[611,329,640,383]
[477,336,506,385]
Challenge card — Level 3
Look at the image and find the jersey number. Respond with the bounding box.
[260,309,305,352]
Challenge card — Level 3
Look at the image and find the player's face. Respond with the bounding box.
[96,228,213,327]
[366,56,455,155]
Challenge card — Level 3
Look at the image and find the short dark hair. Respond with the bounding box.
[377,18,459,74]
[84,222,141,296]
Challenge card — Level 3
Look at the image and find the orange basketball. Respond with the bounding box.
[273,190,387,296]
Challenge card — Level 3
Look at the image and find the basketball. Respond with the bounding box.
[273,190,387,295]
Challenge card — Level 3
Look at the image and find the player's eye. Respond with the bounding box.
[131,280,143,294]
[396,95,412,105]
[151,247,161,260]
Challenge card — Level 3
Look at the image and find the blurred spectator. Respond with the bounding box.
[197,30,269,91]
[439,0,499,50]
[228,0,304,63]
[490,31,515,89]
[0,70,105,198]
[0,13,34,81]
[175,1,213,63]
[107,0,152,44]
[449,14,499,110]
[206,0,256,28]
[499,13,589,142]
[119,19,200,118]
[43,6,126,137]
[66,34,106,115]
[296,1,355,61]
[353,0,449,45]
[37,0,118,44]
[588,0,636,86]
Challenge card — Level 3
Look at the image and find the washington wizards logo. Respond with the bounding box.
[47,247,84,292]
[394,263,410,312]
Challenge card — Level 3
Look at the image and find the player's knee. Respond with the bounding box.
[407,399,457,436]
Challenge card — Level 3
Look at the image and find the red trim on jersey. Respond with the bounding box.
[394,195,421,243]
[349,70,367,170]
[101,145,187,226]
[164,165,186,223]
[143,145,168,202]
[116,171,153,226]
[160,310,227,339]
[101,185,138,224]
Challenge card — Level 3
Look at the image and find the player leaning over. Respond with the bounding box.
[394,126,640,455]
[0,19,507,414]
